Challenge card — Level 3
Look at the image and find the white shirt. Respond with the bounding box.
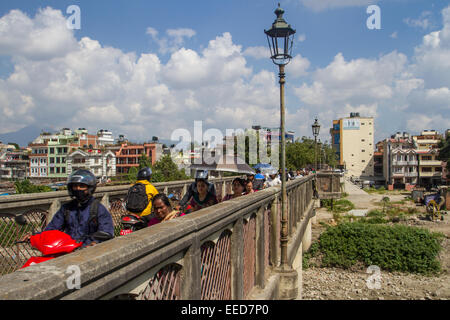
[265,177,281,188]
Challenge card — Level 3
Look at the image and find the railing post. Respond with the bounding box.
[270,197,280,267]
[255,206,265,288]
[222,181,226,200]
[231,217,244,299]
[181,239,202,300]
[101,193,110,209]
[47,199,61,225]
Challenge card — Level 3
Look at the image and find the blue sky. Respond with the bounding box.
[0,0,449,145]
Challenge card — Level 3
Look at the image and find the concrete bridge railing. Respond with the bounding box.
[0,175,322,300]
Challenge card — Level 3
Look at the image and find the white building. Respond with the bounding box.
[28,144,48,177]
[67,149,116,178]
[97,129,115,146]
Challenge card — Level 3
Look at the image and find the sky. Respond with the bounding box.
[0,0,449,146]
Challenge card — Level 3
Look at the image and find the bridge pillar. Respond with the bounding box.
[101,193,110,209]
[292,242,303,300]
[270,197,280,267]
[275,268,298,299]
[302,220,312,253]
[47,199,61,224]
[181,238,202,299]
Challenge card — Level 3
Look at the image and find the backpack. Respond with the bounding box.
[125,183,150,213]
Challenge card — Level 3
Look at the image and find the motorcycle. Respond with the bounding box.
[119,213,147,235]
[15,214,112,269]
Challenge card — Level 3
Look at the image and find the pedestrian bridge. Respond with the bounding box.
[0,173,341,300]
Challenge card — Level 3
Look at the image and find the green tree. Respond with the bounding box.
[138,154,152,170]
[285,137,315,169]
[127,167,138,183]
[151,155,190,182]
[438,135,450,179]
[285,137,338,170]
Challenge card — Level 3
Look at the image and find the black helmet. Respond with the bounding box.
[195,170,209,181]
[67,169,97,203]
[137,167,152,181]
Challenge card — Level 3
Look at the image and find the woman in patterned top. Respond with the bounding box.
[188,179,218,212]
[147,193,185,226]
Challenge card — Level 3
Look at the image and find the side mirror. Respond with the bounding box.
[15,214,28,226]
[92,231,113,242]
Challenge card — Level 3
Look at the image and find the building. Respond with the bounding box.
[97,129,115,146]
[330,113,374,179]
[382,132,418,190]
[373,141,384,183]
[28,128,105,179]
[0,149,29,180]
[413,130,443,187]
[114,143,162,175]
[28,143,48,178]
[67,149,116,178]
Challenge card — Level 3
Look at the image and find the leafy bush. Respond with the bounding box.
[14,180,53,194]
[303,241,320,269]
[317,223,443,274]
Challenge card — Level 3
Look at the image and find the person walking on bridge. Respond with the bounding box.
[41,169,114,246]
[147,194,185,226]
[222,178,246,201]
[126,167,159,218]
[185,171,218,212]
[179,170,216,212]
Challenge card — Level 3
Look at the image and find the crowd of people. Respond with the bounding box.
[23,166,315,247]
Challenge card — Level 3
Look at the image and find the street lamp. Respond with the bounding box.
[265,3,295,271]
[312,118,320,172]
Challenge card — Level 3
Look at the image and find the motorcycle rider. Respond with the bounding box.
[133,167,159,217]
[43,169,114,246]
[178,170,216,212]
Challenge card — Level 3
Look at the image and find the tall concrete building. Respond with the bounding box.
[412,130,443,187]
[330,113,374,179]
[381,132,418,190]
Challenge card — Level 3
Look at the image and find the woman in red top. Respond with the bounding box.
[147,194,185,226]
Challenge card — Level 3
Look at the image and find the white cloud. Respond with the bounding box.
[0,7,77,60]
[294,51,408,107]
[297,34,306,42]
[0,8,280,141]
[289,5,450,141]
[404,11,434,30]
[287,54,310,78]
[243,46,270,59]
[146,27,196,54]
[299,0,378,12]
[1,5,450,144]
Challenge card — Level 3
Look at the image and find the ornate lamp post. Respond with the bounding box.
[312,118,320,172]
[265,4,295,271]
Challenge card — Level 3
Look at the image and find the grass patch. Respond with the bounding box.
[315,223,443,274]
[321,199,355,213]
[363,187,387,194]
